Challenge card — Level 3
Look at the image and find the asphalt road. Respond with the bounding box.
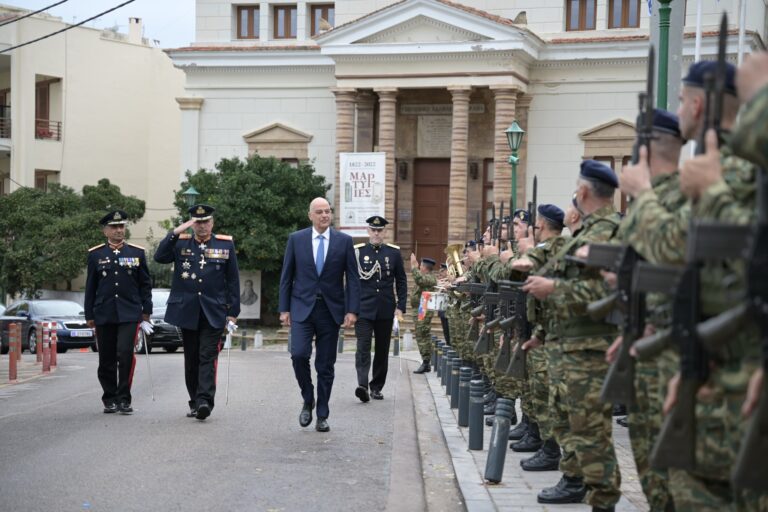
[0,348,425,512]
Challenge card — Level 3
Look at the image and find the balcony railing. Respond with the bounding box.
[0,117,10,139]
[35,119,61,141]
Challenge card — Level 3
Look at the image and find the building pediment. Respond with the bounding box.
[357,15,488,44]
[579,119,636,141]
[243,122,313,144]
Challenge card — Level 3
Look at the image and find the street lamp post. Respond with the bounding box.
[505,120,526,212]
[182,185,200,209]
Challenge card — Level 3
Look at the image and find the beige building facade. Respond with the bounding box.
[0,6,186,240]
[171,0,766,263]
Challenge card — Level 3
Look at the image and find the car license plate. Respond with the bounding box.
[70,330,93,337]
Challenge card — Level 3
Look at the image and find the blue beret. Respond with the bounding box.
[682,60,737,96]
[465,240,477,248]
[538,204,565,227]
[652,109,682,138]
[513,209,530,224]
[580,159,618,188]
[421,257,436,267]
[366,215,389,228]
[189,203,215,221]
[100,209,129,226]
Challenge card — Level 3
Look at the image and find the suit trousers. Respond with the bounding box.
[354,317,393,392]
[96,322,138,405]
[181,312,223,411]
[290,296,339,419]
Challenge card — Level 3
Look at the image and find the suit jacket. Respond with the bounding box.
[154,231,241,330]
[279,227,360,325]
[355,242,407,321]
[84,242,152,326]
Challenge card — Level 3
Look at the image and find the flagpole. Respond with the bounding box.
[737,0,747,66]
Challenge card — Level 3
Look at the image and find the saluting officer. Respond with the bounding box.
[154,204,240,420]
[353,216,407,402]
[85,210,152,414]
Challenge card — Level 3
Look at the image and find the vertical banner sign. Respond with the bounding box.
[339,152,386,237]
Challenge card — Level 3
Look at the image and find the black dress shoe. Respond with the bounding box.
[186,408,197,418]
[413,361,431,374]
[537,475,586,504]
[103,402,118,414]
[355,386,370,403]
[118,402,133,415]
[370,389,383,400]
[196,401,211,420]
[299,401,314,427]
[511,432,544,452]
[316,417,330,432]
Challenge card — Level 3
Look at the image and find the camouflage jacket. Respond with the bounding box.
[410,268,437,309]
[545,204,621,350]
[731,84,768,169]
[526,235,567,342]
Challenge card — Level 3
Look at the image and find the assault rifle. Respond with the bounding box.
[488,281,514,373]
[457,282,491,355]
[498,281,529,379]
[497,201,505,254]
[475,286,499,355]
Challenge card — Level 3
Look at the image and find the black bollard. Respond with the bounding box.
[443,350,456,389]
[450,358,461,409]
[469,380,485,450]
[337,328,344,353]
[445,357,455,397]
[441,349,452,387]
[484,398,515,483]
[436,341,445,379]
[430,338,438,369]
[240,329,248,351]
[458,367,472,427]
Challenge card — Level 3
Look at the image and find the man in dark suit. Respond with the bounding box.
[279,197,360,432]
[85,210,152,414]
[154,204,240,420]
[353,215,407,402]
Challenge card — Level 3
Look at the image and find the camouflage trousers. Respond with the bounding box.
[446,305,473,365]
[527,346,549,438]
[548,342,582,479]
[413,311,434,361]
[669,361,768,511]
[627,359,672,512]
[557,348,621,508]
[494,335,522,400]
[481,329,501,387]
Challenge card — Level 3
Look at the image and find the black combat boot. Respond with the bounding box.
[521,437,561,471]
[612,403,626,416]
[592,507,615,512]
[508,413,529,441]
[413,360,431,374]
[511,421,543,452]
[616,416,628,427]
[537,474,586,504]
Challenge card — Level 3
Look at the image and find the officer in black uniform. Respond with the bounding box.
[154,204,240,420]
[85,210,152,414]
[353,216,407,402]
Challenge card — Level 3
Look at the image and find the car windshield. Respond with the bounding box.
[32,301,84,316]
[152,290,170,308]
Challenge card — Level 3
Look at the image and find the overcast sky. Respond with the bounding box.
[14,0,195,48]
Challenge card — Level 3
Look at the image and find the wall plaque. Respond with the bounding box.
[417,115,452,157]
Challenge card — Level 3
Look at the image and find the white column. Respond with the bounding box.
[176,97,204,180]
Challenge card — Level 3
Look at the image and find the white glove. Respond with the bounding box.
[227,320,238,334]
[140,320,154,336]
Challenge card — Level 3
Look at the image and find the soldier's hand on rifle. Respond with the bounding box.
[600,270,617,289]
[522,276,555,300]
[410,253,418,270]
[522,336,543,351]
[680,129,722,200]
[467,250,482,264]
[737,51,768,104]
[663,372,681,415]
[481,243,497,258]
[619,145,652,199]
[517,235,535,254]
[606,335,622,364]
[742,367,764,418]
[454,275,467,284]
[498,333,505,349]
[499,248,515,264]
[511,257,534,272]
[575,245,590,260]
[630,324,655,358]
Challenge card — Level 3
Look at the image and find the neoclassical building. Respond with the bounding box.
[169,0,765,262]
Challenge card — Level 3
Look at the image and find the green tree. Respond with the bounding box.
[0,180,145,297]
[172,155,329,322]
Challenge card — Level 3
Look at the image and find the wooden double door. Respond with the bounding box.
[412,159,449,265]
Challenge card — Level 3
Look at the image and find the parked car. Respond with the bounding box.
[0,299,96,354]
[135,289,183,354]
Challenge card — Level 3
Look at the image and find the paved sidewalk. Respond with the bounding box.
[403,349,649,512]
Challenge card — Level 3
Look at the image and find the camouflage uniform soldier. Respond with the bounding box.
[411,255,437,374]
[611,109,685,511]
[446,242,478,366]
[524,160,622,510]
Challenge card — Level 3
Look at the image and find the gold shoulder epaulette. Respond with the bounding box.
[179,234,192,239]
[88,243,105,252]
[386,243,400,249]
[354,243,365,249]
[127,243,145,250]
[215,234,233,241]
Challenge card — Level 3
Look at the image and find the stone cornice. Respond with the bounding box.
[182,65,336,73]
[360,15,487,44]
[175,97,204,110]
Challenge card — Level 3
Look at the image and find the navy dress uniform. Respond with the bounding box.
[154,204,240,419]
[84,210,152,413]
[353,216,407,401]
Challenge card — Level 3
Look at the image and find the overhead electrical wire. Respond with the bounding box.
[0,0,69,28]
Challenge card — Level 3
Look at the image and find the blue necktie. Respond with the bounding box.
[316,234,325,275]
